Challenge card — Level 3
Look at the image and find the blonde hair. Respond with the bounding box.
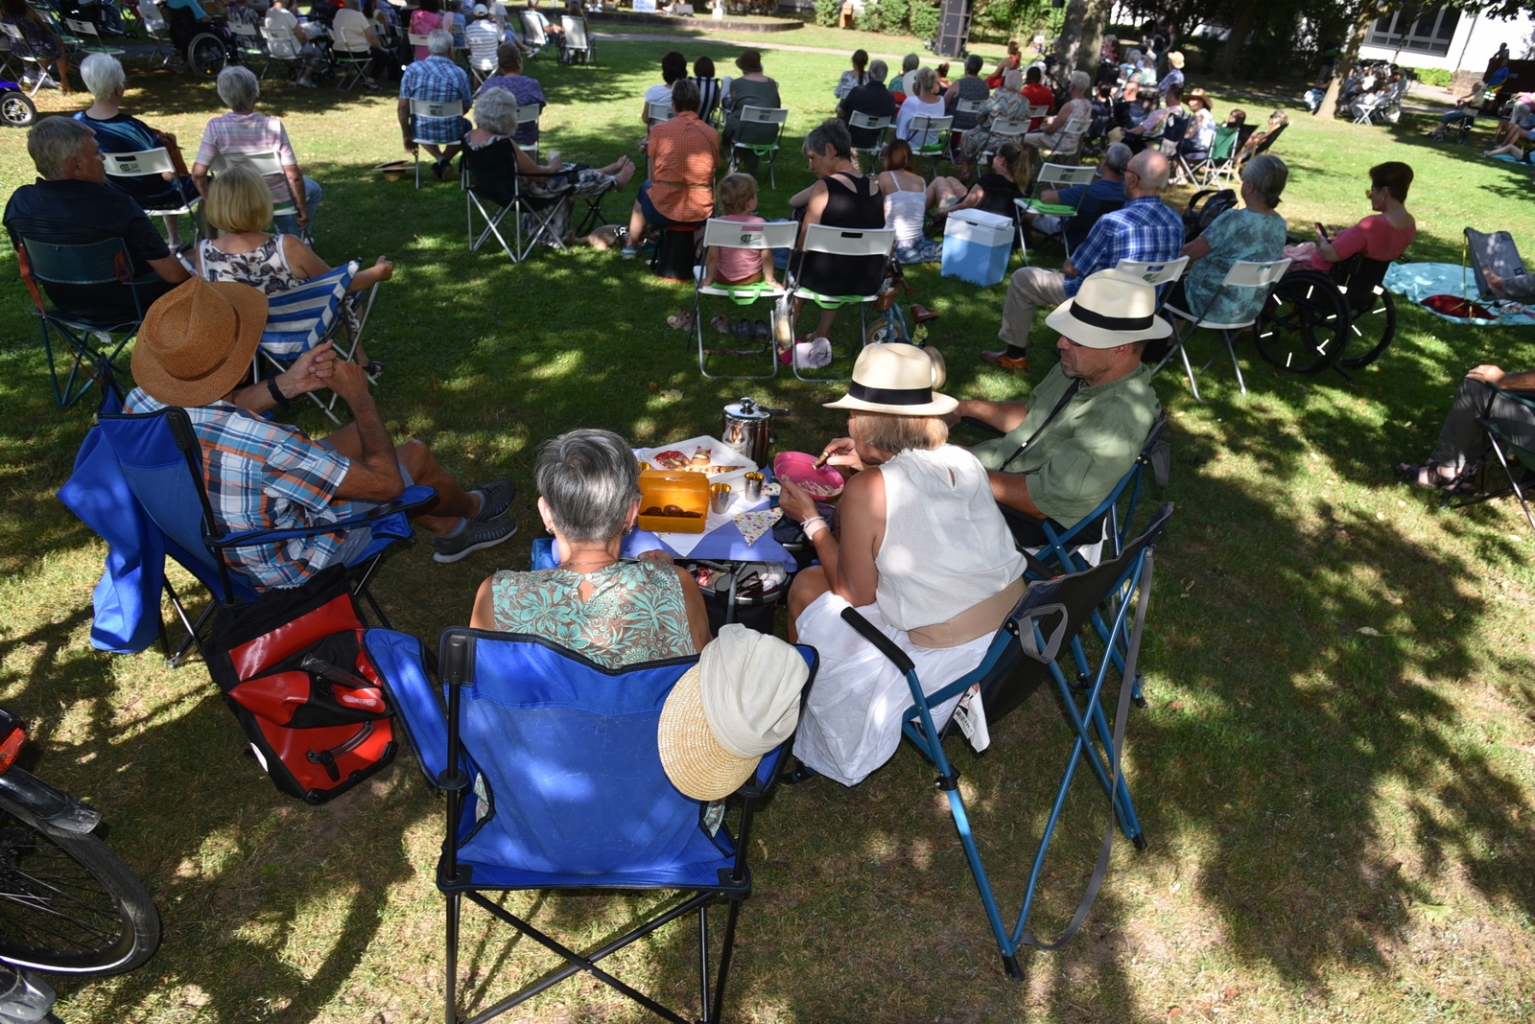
[849,412,948,454]
[204,164,272,234]
[716,172,758,215]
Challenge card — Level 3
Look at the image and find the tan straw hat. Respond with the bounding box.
[824,342,956,416]
[132,277,268,407]
[1045,269,1172,349]
[658,626,808,801]
[1167,51,1185,68]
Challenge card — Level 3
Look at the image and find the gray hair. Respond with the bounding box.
[910,66,938,96]
[217,65,260,112]
[427,28,454,57]
[1241,154,1288,207]
[901,52,920,73]
[1002,67,1022,91]
[473,87,519,136]
[1104,141,1132,173]
[671,77,700,112]
[536,429,640,545]
[868,58,888,83]
[803,117,852,159]
[27,117,95,180]
[80,52,125,103]
[964,53,983,76]
[1069,69,1090,95]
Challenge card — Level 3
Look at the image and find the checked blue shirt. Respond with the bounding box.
[1066,196,1186,297]
[400,56,472,145]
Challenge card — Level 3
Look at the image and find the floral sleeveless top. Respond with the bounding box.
[489,561,695,668]
[198,236,305,296]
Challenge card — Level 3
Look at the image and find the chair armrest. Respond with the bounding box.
[210,485,438,549]
[839,606,914,676]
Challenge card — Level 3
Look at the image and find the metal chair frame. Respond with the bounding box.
[1156,258,1292,401]
[786,224,896,382]
[728,105,789,189]
[691,218,798,380]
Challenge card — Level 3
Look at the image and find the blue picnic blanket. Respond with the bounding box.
[1383,262,1535,327]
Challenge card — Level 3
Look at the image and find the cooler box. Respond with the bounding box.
[941,209,1013,287]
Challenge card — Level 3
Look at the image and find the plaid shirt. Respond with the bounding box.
[1066,196,1186,297]
[401,56,472,145]
[124,388,359,592]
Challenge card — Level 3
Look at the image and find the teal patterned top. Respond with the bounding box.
[489,561,696,668]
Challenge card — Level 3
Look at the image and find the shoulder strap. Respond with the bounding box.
[999,378,1084,473]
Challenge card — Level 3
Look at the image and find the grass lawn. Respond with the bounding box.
[2,34,1534,1024]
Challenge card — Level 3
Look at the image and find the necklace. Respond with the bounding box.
[561,558,618,569]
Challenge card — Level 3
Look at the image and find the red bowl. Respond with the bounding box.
[772,452,846,500]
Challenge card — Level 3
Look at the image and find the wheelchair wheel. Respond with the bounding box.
[0,89,36,129]
[1338,285,1396,370]
[187,32,228,78]
[1255,270,1350,374]
[865,316,909,346]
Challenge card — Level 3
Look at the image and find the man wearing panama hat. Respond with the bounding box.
[123,277,518,588]
[956,269,1164,545]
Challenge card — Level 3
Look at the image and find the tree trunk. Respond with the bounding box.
[1054,0,1087,89]
[1317,1,1387,119]
[1215,3,1261,79]
[1075,0,1112,75]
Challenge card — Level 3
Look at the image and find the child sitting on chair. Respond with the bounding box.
[701,173,776,288]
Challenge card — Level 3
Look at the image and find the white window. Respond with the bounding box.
[1367,6,1461,56]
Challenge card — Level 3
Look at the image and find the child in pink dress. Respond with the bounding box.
[701,173,777,287]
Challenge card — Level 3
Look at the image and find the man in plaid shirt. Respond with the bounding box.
[398,29,473,182]
[985,150,1183,370]
[125,278,516,590]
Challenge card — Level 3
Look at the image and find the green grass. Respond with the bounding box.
[3,42,1535,1023]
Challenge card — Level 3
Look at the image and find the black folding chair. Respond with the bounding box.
[1446,382,1535,530]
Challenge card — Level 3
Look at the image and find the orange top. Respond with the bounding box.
[648,112,719,223]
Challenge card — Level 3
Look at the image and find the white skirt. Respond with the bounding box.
[792,592,993,787]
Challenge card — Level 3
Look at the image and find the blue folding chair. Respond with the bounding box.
[366,627,818,1024]
[836,504,1170,979]
[86,407,434,665]
[16,236,164,409]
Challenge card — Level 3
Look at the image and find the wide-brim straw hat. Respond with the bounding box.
[824,342,956,416]
[1167,51,1185,68]
[1044,269,1172,349]
[132,277,268,407]
[657,665,758,801]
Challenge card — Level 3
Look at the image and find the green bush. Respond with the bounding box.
[856,0,882,32]
[879,0,909,34]
[1409,66,1452,87]
[909,0,938,40]
[813,0,842,28]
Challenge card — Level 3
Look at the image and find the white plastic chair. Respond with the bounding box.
[138,1,175,66]
[645,100,673,125]
[518,10,548,57]
[100,148,201,244]
[904,113,953,177]
[730,106,789,188]
[848,110,892,168]
[1038,116,1090,162]
[1158,258,1292,401]
[692,219,799,380]
[1013,163,1098,260]
[788,224,897,382]
[559,14,593,64]
[209,150,308,240]
[228,21,272,80]
[977,116,1029,166]
[407,98,466,188]
[1115,256,1189,291]
[62,18,124,58]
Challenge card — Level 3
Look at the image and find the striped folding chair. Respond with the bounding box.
[252,262,380,423]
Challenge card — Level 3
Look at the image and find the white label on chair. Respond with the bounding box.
[116,159,143,174]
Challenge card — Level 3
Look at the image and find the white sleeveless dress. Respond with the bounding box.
[793,446,1026,786]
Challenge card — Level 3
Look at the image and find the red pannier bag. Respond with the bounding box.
[206,565,398,804]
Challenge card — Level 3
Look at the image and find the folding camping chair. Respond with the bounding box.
[1179,123,1236,185]
[406,98,466,188]
[463,141,575,263]
[1201,123,1256,186]
[249,261,379,423]
[15,236,160,409]
[101,148,202,246]
[834,505,1171,979]
[518,9,549,58]
[848,110,892,169]
[137,0,176,66]
[85,408,435,666]
[1156,258,1292,401]
[559,13,593,64]
[729,106,789,188]
[329,18,375,90]
[262,20,307,81]
[788,224,896,382]
[228,20,272,80]
[692,218,799,380]
[365,627,818,1024]
[905,113,953,179]
[1445,383,1535,531]
[208,150,310,241]
[62,17,124,60]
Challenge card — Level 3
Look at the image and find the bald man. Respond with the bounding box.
[985,150,1185,371]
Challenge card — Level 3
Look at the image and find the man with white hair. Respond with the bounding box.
[984,149,1183,370]
[193,65,322,235]
[4,117,190,325]
[1024,141,1132,252]
[397,28,472,181]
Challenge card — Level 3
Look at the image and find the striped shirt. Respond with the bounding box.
[123,388,360,592]
[400,56,472,145]
[194,111,299,207]
[1067,196,1186,298]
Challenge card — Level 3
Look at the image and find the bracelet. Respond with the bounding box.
[266,376,292,409]
[801,516,828,540]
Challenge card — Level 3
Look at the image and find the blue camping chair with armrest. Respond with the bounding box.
[92,407,435,666]
[16,236,162,409]
[364,627,818,1024]
[691,218,799,380]
[836,504,1171,980]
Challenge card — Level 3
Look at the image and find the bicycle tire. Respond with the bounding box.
[1338,286,1396,370]
[187,32,227,78]
[864,316,908,346]
[0,795,160,975]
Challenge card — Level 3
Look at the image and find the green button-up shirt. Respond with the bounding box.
[971,363,1161,527]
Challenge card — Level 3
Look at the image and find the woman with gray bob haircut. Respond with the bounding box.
[470,429,712,666]
[1158,153,1291,355]
[191,65,322,236]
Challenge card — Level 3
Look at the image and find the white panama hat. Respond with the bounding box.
[824,343,956,416]
[1044,269,1173,349]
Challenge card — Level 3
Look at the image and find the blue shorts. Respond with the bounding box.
[637,181,705,230]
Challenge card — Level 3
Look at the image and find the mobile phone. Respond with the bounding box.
[1315,222,1329,241]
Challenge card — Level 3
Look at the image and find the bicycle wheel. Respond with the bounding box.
[865,315,908,346]
[0,795,160,975]
[1338,285,1396,370]
[187,32,228,78]
[1255,271,1349,374]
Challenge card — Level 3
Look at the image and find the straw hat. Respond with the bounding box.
[735,48,763,73]
[131,277,268,407]
[824,343,956,416]
[1167,51,1185,68]
[658,625,808,801]
[1044,269,1172,349]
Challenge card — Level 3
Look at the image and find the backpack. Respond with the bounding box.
[206,566,398,805]
[1183,188,1236,241]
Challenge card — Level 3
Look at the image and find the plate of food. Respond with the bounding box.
[635,436,756,485]
[773,451,847,500]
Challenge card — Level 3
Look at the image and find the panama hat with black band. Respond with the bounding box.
[1043,269,1172,349]
[823,342,956,417]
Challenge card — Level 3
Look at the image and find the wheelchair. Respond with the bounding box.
[1255,251,1397,378]
[165,5,234,78]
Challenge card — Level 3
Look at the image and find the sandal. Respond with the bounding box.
[363,359,385,382]
[710,313,732,334]
[665,307,694,330]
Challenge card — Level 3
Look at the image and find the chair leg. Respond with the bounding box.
[444,891,460,1024]
[1223,329,1248,396]
[696,903,712,1023]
